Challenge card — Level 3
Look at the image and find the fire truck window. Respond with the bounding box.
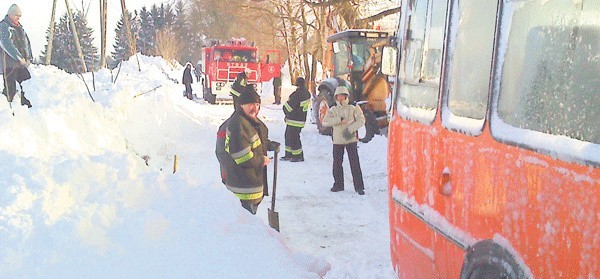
[214,51,221,61]
[497,0,600,144]
[231,50,256,62]
[447,0,497,120]
[222,51,233,61]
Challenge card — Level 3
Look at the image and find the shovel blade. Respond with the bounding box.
[268,208,280,232]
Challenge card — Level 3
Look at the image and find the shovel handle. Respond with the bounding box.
[271,150,278,210]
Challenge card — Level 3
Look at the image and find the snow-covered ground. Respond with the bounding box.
[0,55,395,278]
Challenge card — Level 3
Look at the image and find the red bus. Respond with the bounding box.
[384,0,599,277]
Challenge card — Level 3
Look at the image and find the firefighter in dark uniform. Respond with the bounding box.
[224,86,279,214]
[280,77,311,162]
[230,68,250,110]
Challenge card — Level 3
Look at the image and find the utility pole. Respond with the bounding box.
[45,0,58,65]
[99,0,107,68]
[65,0,88,72]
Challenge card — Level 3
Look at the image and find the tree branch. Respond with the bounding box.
[356,6,401,26]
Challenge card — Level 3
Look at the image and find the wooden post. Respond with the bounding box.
[65,0,88,72]
[173,155,178,173]
[45,0,58,65]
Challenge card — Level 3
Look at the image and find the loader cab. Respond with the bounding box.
[327,30,389,99]
[328,30,389,76]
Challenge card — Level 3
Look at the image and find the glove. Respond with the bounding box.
[343,128,355,141]
[268,141,281,153]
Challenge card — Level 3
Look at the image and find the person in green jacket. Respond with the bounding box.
[0,4,32,107]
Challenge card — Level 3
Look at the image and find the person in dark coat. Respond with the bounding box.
[0,4,32,107]
[281,77,311,162]
[182,62,193,100]
[272,76,282,105]
[224,86,279,214]
[230,68,250,110]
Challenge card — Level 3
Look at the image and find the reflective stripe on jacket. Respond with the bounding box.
[283,86,311,128]
[224,110,269,199]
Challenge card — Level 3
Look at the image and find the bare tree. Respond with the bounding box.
[45,0,58,65]
[65,0,87,72]
[120,0,140,71]
[155,29,183,65]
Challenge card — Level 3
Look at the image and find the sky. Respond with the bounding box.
[0,55,396,278]
[0,0,170,59]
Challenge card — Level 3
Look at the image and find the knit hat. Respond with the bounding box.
[295,77,305,87]
[7,4,21,16]
[334,86,349,96]
[240,86,261,105]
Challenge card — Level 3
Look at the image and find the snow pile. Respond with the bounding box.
[0,55,328,278]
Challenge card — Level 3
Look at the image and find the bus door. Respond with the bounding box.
[389,0,449,277]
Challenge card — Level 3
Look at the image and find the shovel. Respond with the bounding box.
[268,150,280,232]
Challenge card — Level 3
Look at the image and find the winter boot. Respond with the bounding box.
[330,186,344,192]
[21,92,32,108]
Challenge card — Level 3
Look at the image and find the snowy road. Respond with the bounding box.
[179,82,396,278]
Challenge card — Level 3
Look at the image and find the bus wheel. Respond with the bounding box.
[460,240,526,279]
[314,89,333,136]
[359,108,378,143]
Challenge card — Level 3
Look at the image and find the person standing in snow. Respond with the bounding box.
[224,86,280,214]
[194,62,202,82]
[272,76,282,105]
[0,4,32,108]
[280,77,310,162]
[322,86,366,195]
[182,62,193,100]
[230,68,250,110]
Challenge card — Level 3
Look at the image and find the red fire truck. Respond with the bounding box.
[199,38,282,103]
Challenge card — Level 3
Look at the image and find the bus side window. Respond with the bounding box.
[396,0,448,123]
[445,0,498,123]
[498,23,600,144]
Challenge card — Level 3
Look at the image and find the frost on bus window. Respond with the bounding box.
[498,0,600,144]
[396,0,448,123]
[447,0,497,120]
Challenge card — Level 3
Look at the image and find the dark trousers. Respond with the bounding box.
[332,142,364,191]
[184,83,192,99]
[2,72,16,102]
[274,85,281,104]
[284,125,303,159]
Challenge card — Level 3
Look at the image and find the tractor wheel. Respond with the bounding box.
[460,240,526,279]
[314,89,333,136]
[359,108,378,143]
